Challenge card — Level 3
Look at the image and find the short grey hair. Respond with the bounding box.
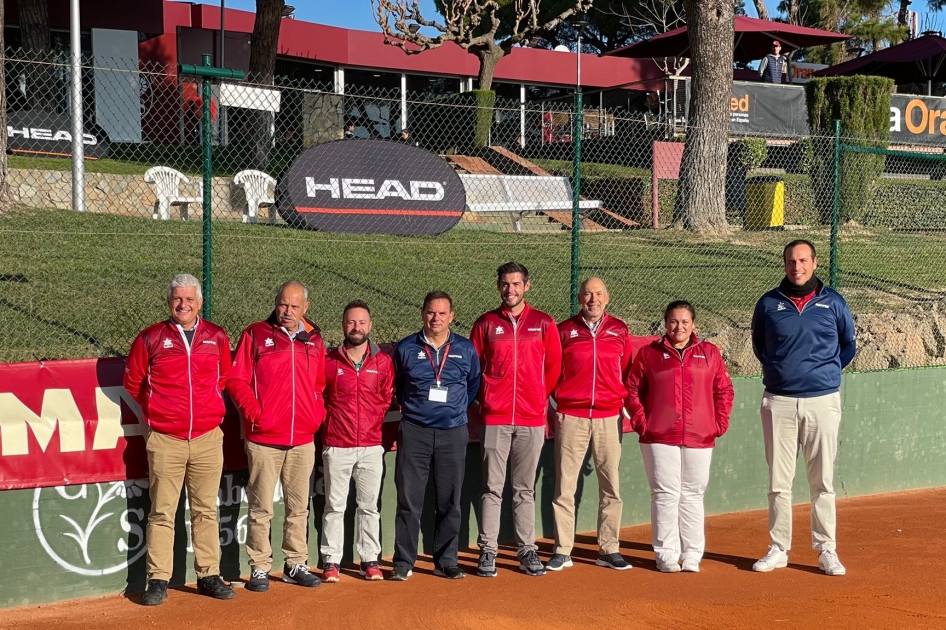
[277,280,309,302]
[167,274,202,300]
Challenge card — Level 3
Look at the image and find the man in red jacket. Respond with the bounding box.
[123,274,235,606]
[320,300,394,583]
[548,277,632,572]
[226,281,325,592]
[471,262,563,577]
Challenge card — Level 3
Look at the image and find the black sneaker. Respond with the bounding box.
[546,553,573,571]
[477,552,497,578]
[433,566,466,579]
[196,575,236,600]
[141,579,168,606]
[596,552,632,571]
[245,569,270,592]
[518,549,546,576]
[282,563,321,587]
[390,564,413,581]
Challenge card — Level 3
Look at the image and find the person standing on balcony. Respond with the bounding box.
[759,40,789,83]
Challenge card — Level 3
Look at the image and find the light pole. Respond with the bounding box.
[69,0,85,212]
[570,16,588,315]
[219,0,227,144]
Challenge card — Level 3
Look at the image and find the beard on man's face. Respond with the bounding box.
[345,331,367,346]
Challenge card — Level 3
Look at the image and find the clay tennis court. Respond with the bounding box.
[5,488,944,630]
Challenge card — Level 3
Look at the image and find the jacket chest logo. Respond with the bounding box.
[662,352,671,359]
[416,350,425,359]
[495,325,505,334]
[605,330,619,337]
[777,302,787,311]
[527,327,542,332]
[815,303,830,309]
[162,338,173,349]
[569,329,579,338]
[264,338,275,347]
[202,340,216,345]
[337,368,345,375]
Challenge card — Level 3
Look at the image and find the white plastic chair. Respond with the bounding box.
[144,166,203,221]
[233,169,277,224]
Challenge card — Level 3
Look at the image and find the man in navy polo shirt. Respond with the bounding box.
[391,290,481,581]
[751,239,856,577]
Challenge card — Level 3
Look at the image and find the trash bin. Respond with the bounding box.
[744,176,784,230]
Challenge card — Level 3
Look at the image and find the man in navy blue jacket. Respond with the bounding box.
[391,290,481,581]
[750,239,856,577]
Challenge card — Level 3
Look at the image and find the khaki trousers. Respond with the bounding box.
[761,391,842,552]
[245,440,316,571]
[551,414,624,556]
[145,426,224,581]
[477,425,545,555]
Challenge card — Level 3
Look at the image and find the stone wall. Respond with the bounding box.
[8,169,262,221]
[707,301,946,376]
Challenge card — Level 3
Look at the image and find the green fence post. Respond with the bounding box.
[570,91,583,316]
[178,55,244,321]
[200,54,213,320]
[831,119,840,290]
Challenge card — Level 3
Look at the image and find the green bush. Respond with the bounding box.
[730,137,769,171]
[472,90,496,148]
[805,76,894,224]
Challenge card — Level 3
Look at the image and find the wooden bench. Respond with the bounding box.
[458,173,606,232]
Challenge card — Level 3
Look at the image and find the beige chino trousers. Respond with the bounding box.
[245,440,316,571]
[145,426,224,581]
[761,391,842,552]
[551,413,624,556]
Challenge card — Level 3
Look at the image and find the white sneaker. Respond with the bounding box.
[818,550,846,576]
[681,558,700,573]
[752,545,789,572]
[655,554,681,573]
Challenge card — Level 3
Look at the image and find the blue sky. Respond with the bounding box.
[218,0,780,33]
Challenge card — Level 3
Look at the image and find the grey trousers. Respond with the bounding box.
[477,424,545,555]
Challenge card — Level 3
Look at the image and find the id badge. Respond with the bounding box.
[428,385,449,403]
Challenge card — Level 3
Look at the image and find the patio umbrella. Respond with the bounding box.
[813,34,946,95]
[606,16,851,63]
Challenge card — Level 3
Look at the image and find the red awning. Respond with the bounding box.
[606,16,851,63]
[813,34,946,87]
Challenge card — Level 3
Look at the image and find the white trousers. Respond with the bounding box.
[320,445,384,564]
[761,391,841,552]
[640,443,714,562]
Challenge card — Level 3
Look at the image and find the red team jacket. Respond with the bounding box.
[323,341,395,448]
[226,314,326,448]
[554,313,632,418]
[470,302,563,427]
[123,319,231,440]
[625,335,734,448]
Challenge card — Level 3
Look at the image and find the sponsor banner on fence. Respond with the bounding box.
[277,138,467,235]
[729,81,946,146]
[729,81,809,137]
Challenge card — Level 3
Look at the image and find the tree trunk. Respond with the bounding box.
[673,0,734,233]
[751,0,769,21]
[17,0,57,112]
[0,0,14,211]
[244,0,285,170]
[475,43,505,92]
[785,0,802,25]
[897,0,911,28]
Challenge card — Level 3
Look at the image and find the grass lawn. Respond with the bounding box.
[1,207,945,364]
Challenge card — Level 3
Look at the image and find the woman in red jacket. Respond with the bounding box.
[625,300,734,573]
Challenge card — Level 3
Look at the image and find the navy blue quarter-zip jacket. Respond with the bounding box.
[751,279,856,397]
[394,330,481,430]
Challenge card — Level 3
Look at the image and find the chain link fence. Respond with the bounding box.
[2,50,945,374]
